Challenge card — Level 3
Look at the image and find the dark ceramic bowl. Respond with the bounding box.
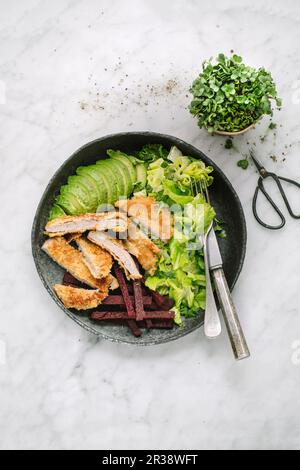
[32,132,247,345]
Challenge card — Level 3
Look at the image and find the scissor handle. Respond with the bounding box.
[252,174,286,230]
[277,176,300,219]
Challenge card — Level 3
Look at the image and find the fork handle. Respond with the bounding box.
[203,241,222,339]
[212,268,250,360]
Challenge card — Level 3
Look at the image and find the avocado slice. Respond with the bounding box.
[56,186,86,215]
[78,172,103,204]
[111,160,128,197]
[48,204,66,221]
[112,159,134,196]
[95,160,122,203]
[49,148,143,219]
[96,159,129,199]
[88,164,117,206]
[136,163,147,189]
[67,176,97,212]
[107,150,137,191]
[76,165,109,206]
[68,175,98,212]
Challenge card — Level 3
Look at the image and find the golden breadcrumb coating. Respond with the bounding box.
[53,284,108,310]
[76,237,113,279]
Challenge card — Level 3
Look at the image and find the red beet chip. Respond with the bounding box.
[133,280,145,322]
[90,312,142,337]
[63,272,81,287]
[102,295,152,306]
[150,290,175,311]
[133,281,152,328]
[91,311,175,321]
[62,272,91,289]
[127,320,142,338]
[114,265,136,318]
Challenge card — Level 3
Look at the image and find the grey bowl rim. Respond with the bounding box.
[31,131,247,346]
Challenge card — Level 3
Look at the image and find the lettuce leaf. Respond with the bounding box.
[163,180,194,205]
[143,146,216,325]
[137,144,169,162]
[147,158,166,192]
[145,191,215,325]
[147,148,214,199]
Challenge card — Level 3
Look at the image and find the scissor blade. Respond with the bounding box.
[250,149,264,172]
[207,227,223,270]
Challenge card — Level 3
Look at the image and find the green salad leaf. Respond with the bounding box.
[189,54,282,133]
[136,144,169,162]
[144,146,216,325]
[163,180,194,205]
[146,146,214,201]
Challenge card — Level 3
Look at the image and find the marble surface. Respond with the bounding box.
[0,0,300,450]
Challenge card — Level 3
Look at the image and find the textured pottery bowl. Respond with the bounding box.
[213,122,256,136]
[32,132,247,346]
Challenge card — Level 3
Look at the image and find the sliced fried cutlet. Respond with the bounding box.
[124,223,161,275]
[76,237,113,279]
[96,215,128,233]
[87,231,142,280]
[42,237,111,291]
[65,233,82,243]
[115,196,173,241]
[45,212,128,237]
[53,284,108,310]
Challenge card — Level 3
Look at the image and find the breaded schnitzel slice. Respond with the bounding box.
[115,196,173,241]
[88,231,142,280]
[42,237,111,290]
[65,233,82,243]
[53,285,108,310]
[124,223,161,275]
[76,237,113,279]
[45,212,128,237]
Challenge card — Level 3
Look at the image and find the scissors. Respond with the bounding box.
[250,150,300,230]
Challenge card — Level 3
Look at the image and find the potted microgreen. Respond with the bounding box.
[189,54,282,136]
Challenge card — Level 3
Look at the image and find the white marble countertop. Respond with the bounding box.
[1,0,300,450]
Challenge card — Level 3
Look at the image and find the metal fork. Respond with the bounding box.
[191,179,222,339]
[192,178,250,360]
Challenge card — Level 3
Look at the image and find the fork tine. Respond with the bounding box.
[191,178,197,196]
[198,180,203,196]
[195,179,205,199]
[193,179,197,196]
[195,179,200,195]
[191,178,211,202]
[202,179,211,205]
